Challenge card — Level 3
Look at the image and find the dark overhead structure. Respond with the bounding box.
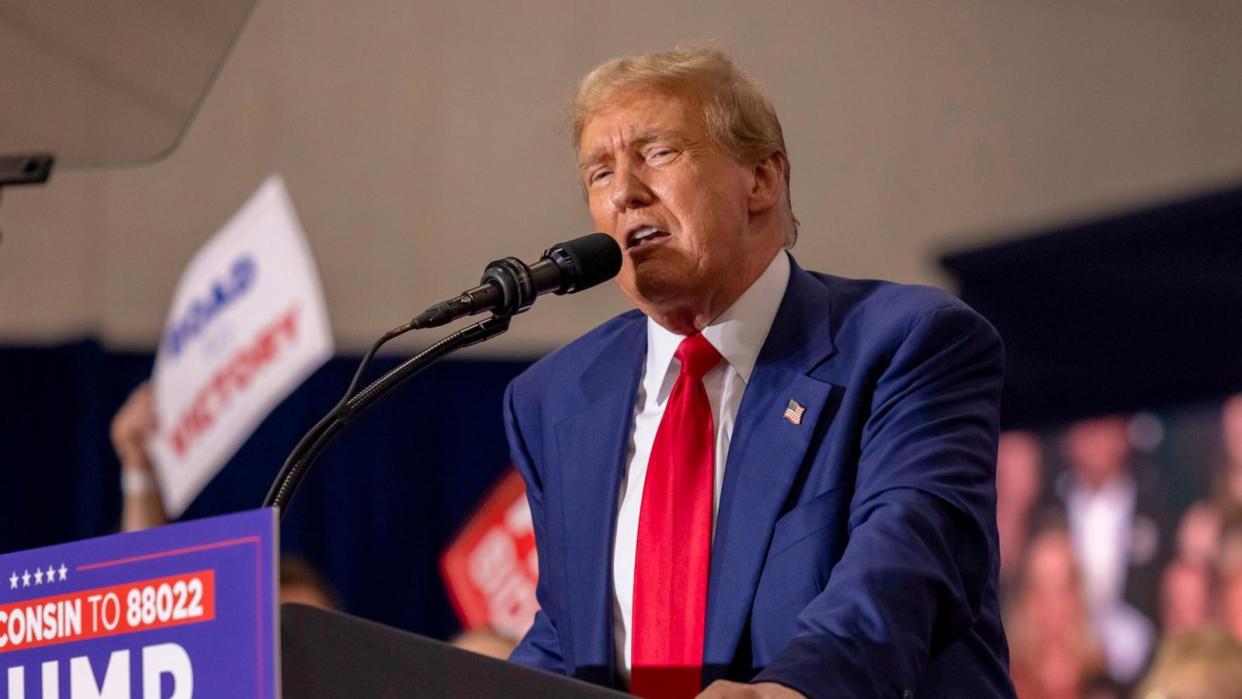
[941,184,1242,429]
[0,0,256,191]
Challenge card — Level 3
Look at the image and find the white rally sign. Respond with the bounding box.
[148,175,333,517]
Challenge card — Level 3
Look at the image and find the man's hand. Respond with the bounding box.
[696,681,806,698]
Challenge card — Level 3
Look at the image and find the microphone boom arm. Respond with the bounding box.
[262,313,512,515]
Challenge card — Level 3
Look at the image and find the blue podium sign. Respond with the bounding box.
[0,509,278,698]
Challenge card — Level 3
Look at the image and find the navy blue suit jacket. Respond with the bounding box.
[504,256,1015,698]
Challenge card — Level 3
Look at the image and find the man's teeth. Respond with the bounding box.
[632,227,665,245]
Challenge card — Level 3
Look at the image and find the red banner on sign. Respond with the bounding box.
[441,470,538,640]
[0,570,215,654]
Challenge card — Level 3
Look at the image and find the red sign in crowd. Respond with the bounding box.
[441,470,539,640]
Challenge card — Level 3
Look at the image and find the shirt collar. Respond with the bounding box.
[644,250,791,391]
[1068,473,1136,508]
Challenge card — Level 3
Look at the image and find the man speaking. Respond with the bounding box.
[504,47,1015,698]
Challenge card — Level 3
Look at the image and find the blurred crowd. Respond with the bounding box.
[1000,397,1242,699]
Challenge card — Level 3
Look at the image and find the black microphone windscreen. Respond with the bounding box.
[550,233,622,293]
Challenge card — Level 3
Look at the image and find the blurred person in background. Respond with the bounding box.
[1161,558,1215,637]
[1058,415,1170,683]
[1216,510,1242,643]
[997,430,1044,586]
[1133,628,1242,699]
[1186,397,1242,570]
[1007,519,1111,699]
[1156,396,1242,645]
[1218,510,1242,582]
[1171,396,1242,572]
[1174,503,1220,575]
[1220,569,1242,644]
[1160,502,1219,636]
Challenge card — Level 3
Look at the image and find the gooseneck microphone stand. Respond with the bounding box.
[262,313,510,517]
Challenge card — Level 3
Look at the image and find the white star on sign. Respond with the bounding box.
[33,568,43,585]
[8,573,16,589]
[21,570,30,587]
[58,564,67,581]
[45,566,55,582]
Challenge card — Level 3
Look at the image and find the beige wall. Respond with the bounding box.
[2,0,1241,357]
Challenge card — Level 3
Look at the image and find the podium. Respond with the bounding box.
[0,509,628,697]
[281,603,627,698]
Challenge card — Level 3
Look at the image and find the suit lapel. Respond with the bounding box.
[553,317,646,680]
[703,260,839,679]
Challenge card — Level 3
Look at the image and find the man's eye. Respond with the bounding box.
[646,148,675,162]
[589,170,612,184]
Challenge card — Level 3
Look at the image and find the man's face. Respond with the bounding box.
[1062,416,1130,488]
[577,87,760,327]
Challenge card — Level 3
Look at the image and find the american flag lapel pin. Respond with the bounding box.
[783,399,805,425]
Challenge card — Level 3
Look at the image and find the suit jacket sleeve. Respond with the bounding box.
[504,378,569,675]
[752,304,1005,697]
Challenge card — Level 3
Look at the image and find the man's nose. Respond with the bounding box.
[609,165,654,212]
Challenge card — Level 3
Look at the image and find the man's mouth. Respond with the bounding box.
[625,224,670,250]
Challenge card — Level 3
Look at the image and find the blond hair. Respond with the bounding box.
[571,46,799,246]
[1134,628,1242,699]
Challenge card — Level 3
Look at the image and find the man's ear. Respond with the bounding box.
[747,151,787,216]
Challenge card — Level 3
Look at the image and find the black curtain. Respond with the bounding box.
[941,183,1242,428]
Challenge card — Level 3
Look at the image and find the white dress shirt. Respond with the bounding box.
[611,251,790,682]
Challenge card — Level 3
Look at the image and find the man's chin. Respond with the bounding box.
[632,270,690,307]
[627,273,708,331]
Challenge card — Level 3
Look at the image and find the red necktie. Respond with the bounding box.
[631,333,722,699]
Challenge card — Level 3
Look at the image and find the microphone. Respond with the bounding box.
[412,233,621,329]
